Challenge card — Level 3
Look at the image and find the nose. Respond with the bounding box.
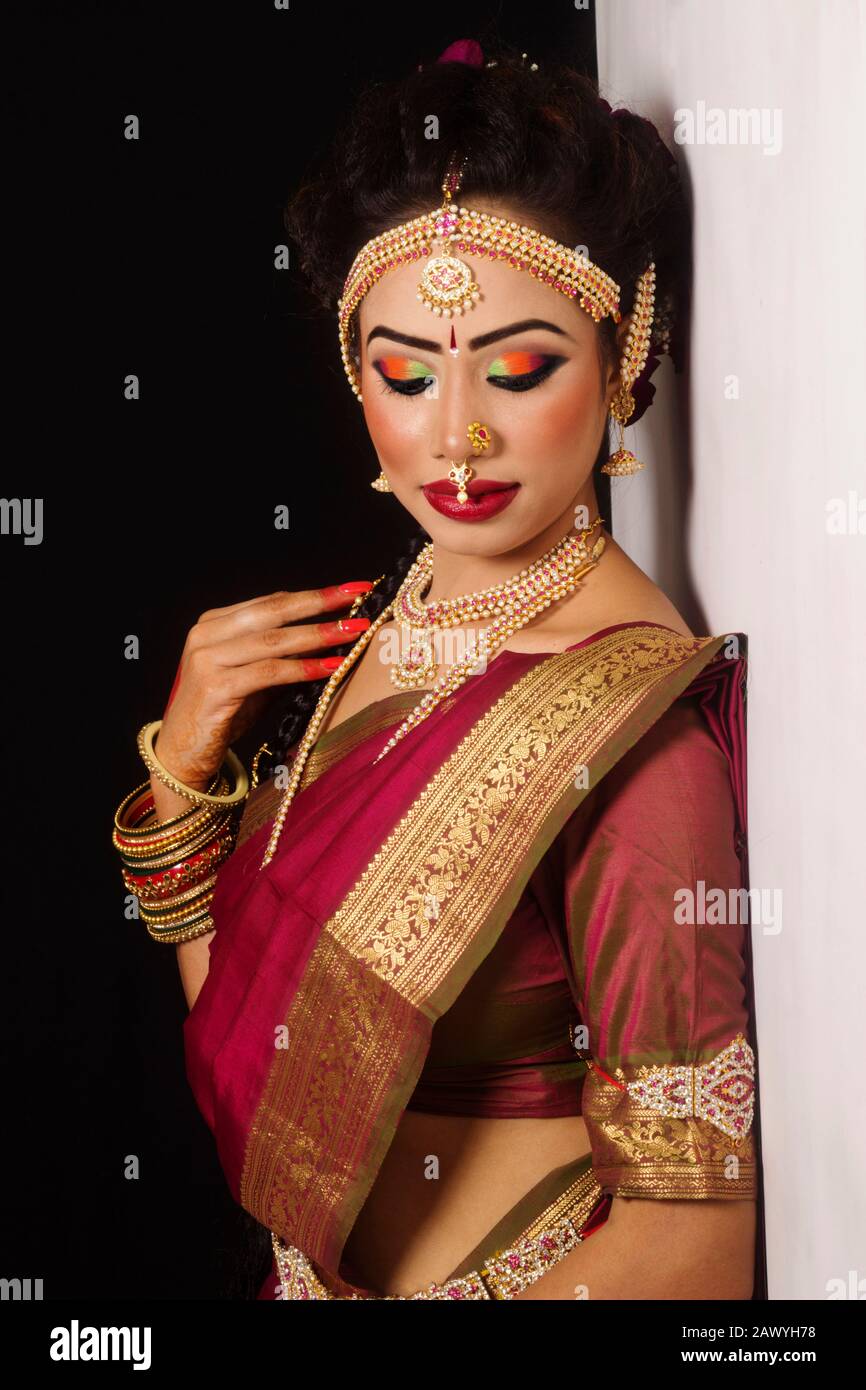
[430,373,488,464]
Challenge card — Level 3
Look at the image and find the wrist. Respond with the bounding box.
[153,733,219,793]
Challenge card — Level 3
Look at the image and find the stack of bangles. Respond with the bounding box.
[111,720,263,944]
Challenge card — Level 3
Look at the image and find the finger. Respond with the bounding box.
[195,581,375,627]
[220,652,350,703]
[201,616,373,673]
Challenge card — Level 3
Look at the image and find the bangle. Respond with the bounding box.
[122,833,238,899]
[113,778,228,842]
[138,878,217,922]
[114,806,237,865]
[142,909,217,945]
[137,721,249,807]
[113,721,254,945]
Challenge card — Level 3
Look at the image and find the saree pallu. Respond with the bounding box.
[182,621,760,1300]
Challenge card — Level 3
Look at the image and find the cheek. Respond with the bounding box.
[513,371,601,453]
[361,396,417,458]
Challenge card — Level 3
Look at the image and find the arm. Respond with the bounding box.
[170,769,285,1010]
[529,696,758,1298]
[176,932,216,1011]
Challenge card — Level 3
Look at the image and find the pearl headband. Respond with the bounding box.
[337,152,639,403]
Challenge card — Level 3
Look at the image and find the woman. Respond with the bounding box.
[114,40,760,1300]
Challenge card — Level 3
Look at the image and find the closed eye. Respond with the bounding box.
[372,354,566,398]
[486,355,565,392]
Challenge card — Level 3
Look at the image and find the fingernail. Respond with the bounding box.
[302,656,344,677]
[338,581,374,593]
[338,617,370,633]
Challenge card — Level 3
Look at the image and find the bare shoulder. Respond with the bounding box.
[592,539,694,638]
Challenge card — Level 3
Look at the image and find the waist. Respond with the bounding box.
[272,1151,610,1300]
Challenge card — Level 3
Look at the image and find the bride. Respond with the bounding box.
[113,39,758,1300]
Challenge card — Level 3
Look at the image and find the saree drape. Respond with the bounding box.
[183,620,760,1298]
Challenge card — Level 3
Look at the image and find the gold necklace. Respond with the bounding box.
[391,516,604,689]
[259,522,606,870]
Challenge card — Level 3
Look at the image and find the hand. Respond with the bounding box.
[155,582,374,790]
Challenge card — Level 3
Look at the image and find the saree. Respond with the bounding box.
[182,620,760,1299]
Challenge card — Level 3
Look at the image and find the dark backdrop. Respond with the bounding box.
[3,1,603,1299]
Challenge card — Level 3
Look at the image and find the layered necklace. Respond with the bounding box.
[259,516,605,869]
[390,515,605,690]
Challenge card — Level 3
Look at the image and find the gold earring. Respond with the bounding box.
[601,263,656,476]
[370,471,393,492]
[448,421,492,503]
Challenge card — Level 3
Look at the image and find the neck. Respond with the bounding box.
[421,478,603,604]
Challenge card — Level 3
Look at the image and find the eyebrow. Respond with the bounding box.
[365,318,575,353]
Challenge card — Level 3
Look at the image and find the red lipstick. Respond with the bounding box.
[422,478,520,523]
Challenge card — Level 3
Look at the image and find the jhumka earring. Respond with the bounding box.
[370,470,393,492]
[448,420,492,503]
[602,263,656,476]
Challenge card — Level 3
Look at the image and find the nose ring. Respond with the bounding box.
[448,421,492,504]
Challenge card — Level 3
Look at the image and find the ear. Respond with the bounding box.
[603,314,632,408]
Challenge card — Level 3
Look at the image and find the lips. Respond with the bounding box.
[424,478,517,497]
[421,480,520,523]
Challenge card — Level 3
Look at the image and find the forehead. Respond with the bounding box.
[356,201,592,353]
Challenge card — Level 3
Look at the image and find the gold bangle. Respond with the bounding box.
[139,887,216,927]
[136,873,220,914]
[144,912,216,945]
[114,811,237,866]
[137,721,249,807]
[113,776,229,839]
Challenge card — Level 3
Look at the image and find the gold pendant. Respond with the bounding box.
[418,253,480,316]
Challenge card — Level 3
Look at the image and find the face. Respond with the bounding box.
[356,201,623,558]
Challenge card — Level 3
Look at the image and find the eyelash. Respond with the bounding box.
[373,359,563,399]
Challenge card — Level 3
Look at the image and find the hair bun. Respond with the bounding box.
[436,39,484,67]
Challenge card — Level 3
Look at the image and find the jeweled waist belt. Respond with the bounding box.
[270,1165,608,1300]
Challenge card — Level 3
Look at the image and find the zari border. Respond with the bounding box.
[581,1037,757,1199]
[240,626,732,1277]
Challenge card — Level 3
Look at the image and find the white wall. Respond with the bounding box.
[597,0,866,1300]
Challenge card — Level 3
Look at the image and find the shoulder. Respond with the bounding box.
[553,694,739,875]
[600,696,731,810]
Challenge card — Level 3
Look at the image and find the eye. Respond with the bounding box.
[486,352,565,392]
[372,357,436,398]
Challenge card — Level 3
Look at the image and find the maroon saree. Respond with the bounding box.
[182,621,759,1298]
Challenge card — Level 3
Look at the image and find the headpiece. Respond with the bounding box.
[338,151,627,401]
[337,42,663,476]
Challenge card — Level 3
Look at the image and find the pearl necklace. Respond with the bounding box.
[392,515,604,689]
[259,521,606,870]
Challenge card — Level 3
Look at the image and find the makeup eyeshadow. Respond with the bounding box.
[376,356,431,380]
[487,352,548,377]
